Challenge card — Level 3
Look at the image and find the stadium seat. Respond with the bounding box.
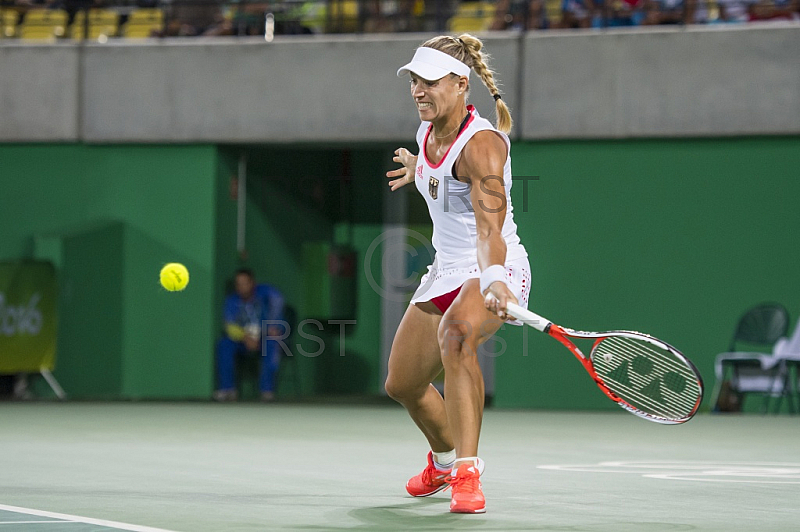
[70,9,119,41]
[121,8,163,38]
[18,9,68,41]
[1,8,20,38]
[327,0,359,32]
[448,1,496,32]
[545,0,562,25]
[711,303,795,413]
[783,330,800,414]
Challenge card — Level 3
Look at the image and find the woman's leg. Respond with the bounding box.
[438,278,504,461]
[385,302,453,452]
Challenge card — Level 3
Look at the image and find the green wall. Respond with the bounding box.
[0,144,218,399]
[4,137,796,408]
[494,136,800,410]
[37,222,125,397]
[318,223,384,395]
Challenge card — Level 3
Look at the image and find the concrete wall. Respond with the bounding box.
[1,25,798,142]
[522,25,800,138]
[79,36,518,143]
[0,44,80,141]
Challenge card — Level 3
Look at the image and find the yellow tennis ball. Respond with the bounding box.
[160,263,189,292]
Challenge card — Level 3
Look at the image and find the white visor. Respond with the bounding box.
[397,47,471,81]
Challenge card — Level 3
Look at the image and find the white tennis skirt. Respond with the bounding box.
[410,255,532,325]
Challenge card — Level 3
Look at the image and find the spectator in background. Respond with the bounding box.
[717,0,754,21]
[596,0,646,26]
[676,0,710,23]
[642,0,687,24]
[393,0,421,32]
[160,0,226,36]
[491,0,549,30]
[364,0,395,32]
[558,0,596,27]
[214,268,284,402]
[748,0,799,21]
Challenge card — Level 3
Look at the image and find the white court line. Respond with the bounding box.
[0,522,74,525]
[537,461,800,484]
[0,505,179,532]
[644,474,800,484]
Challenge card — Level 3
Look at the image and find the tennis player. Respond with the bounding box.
[385,34,531,514]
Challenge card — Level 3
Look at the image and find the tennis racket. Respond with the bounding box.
[505,303,703,424]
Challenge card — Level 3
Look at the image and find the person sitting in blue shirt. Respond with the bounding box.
[213,268,284,402]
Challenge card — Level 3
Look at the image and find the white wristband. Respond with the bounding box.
[480,264,507,295]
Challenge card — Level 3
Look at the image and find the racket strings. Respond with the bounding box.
[595,357,696,418]
[602,337,697,393]
[596,338,699,412]
[592,336,701,420]
[603,360,696,410]
[602,359,698,416]
[596,339,700,417]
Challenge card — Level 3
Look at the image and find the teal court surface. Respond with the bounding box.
[1,403,798,531]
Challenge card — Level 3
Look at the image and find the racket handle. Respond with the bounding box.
[505,303,551,332]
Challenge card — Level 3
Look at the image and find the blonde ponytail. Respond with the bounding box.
[457,34,512,134]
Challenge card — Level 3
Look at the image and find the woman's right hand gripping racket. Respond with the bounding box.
[505,303,704,424]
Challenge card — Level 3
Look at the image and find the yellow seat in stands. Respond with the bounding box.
[327,0,359,32]
[1,8,20,38]
[447,1,496,32]
[70,9,119,40]
[19,9,68,41]
[121,9,164,38]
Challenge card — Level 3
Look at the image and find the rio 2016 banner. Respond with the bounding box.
[0,261,58,373]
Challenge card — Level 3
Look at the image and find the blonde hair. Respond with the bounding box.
[419,33,512,134]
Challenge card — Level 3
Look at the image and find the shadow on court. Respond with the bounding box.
[286,498,697,531]
[287,498,489,530]
[285,497,547,531]
[353,501,699,532]
[347,499,480,531]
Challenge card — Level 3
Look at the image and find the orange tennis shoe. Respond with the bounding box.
[405,451,451,497]
[447,462,486,514]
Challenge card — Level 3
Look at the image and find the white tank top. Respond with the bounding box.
[414,105,528,268]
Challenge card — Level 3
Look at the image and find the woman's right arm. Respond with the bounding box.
[386,148,418,191]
